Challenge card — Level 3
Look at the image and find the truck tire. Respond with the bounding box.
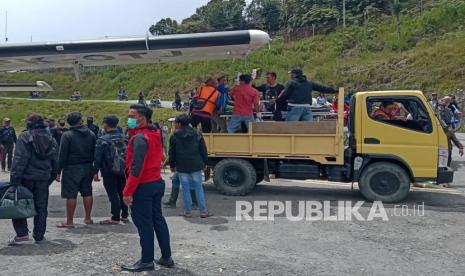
[359,162,410,203]
[213,159,257,196]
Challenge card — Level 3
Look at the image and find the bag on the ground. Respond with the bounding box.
[100,136,126,175]
[0,182,36,220]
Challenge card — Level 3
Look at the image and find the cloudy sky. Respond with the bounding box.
[0,0,210,43]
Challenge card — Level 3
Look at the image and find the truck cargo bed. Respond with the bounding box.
[204,120,344,165]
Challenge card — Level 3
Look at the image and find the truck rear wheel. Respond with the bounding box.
[359,162,410,203]
[213,158,257,196]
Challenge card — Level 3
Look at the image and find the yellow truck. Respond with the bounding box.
[204,89,454,203]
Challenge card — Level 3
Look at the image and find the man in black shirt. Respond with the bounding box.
[282,68,337,121]
[8,114,58,244]
[0,118,17,172]
[51,118,68,145]
[255,72,286,120]
[56,112,96,228]
[86,116,100,137]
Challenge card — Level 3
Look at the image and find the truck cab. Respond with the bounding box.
[349,91,453,202]
[204,89,454,203]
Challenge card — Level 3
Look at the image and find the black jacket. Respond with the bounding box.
[58,125,96,172]
[283,76,337,105]
[50,126,68,145]
[87,123,100,137]
[169,126,208,173]
[10,127,58,184]
[0,126,17,145]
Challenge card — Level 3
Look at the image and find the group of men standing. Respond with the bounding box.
[188,67,337,134]
[5,105,179,273]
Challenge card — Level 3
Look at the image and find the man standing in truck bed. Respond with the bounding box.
[282,68,337,121]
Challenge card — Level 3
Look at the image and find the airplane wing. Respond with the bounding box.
[0,81,54,92]
[0,30,270,72]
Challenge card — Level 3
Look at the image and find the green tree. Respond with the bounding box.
[195,0,247,31]
[179,14,209,33]
[246,0,283,32]
[149,18,179,35]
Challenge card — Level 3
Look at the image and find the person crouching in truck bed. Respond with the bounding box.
[281,68,337,121]
[227,74,260,133]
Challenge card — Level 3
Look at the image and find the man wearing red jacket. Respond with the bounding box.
[121,104,173,273]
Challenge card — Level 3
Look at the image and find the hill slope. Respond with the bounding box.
[1,0,465,103]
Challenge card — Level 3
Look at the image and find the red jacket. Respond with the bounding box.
[123,127,163,196]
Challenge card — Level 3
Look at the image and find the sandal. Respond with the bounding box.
[99,219,120,225]
[56,223,75,228]
[200,211,213,218]
[179,212,193,218]
[121,218,130,223]
[84,219,94,225]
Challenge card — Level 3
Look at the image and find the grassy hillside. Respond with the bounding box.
[0,100,179,133]
[1,0,465,103]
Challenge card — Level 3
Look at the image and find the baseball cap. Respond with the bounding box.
[289,67,303,76]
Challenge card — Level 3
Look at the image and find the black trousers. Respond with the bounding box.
[175,100,182,111]
[12,180,50,240]
[191,114,212,133]
[1,143,14,170]
[102,172,128,221]
[131,180,171,263]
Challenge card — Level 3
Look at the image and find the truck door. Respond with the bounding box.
[361,95,438,179]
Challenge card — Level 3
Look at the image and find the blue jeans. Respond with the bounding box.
[178,171,207,213]
[131,180,171,263]
[286,106,313,121]
[227,115,254,133]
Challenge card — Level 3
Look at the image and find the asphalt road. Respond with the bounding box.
[0,135,464,275]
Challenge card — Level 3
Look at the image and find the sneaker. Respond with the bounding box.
[34,237,46,244]
[156,257,175,268]
[163,200,176,208]
[8,235,30,246]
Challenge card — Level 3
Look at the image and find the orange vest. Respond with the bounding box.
[194,86,220,116]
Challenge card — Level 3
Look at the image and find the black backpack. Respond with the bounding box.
[100,135,126,175]
[0,128,13,144]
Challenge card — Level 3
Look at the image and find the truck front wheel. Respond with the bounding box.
[213,159,257,196]
[359,162,410,203]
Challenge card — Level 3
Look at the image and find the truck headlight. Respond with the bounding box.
[438,148,449,168]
